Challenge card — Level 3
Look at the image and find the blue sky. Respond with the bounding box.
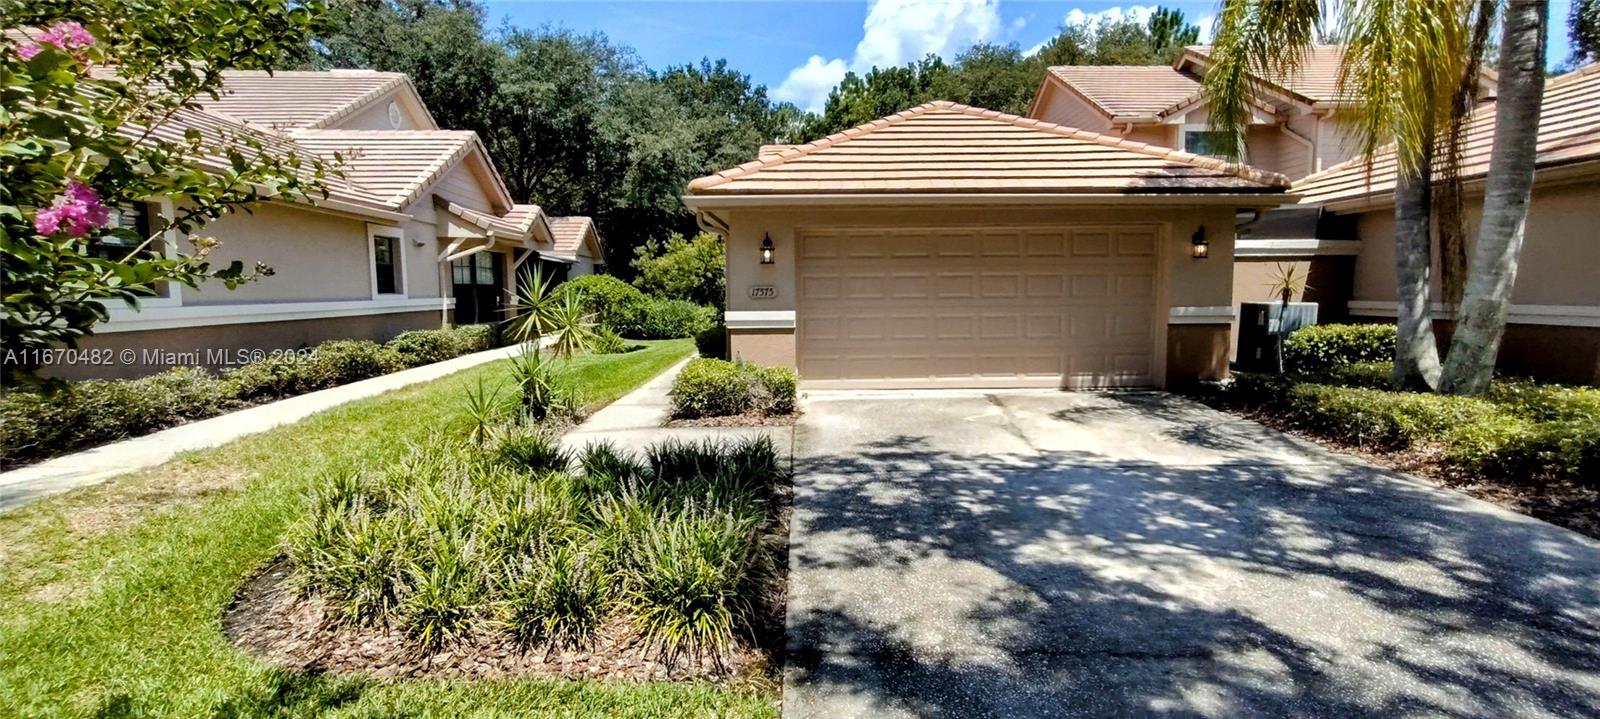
[485,1,1579,113]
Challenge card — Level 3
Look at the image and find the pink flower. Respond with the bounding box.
[34,181,112,237]
[38,21,95,52]
[16,43,42,60]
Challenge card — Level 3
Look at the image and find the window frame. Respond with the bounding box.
[367,225,408,299]
[1179,124,1239,161]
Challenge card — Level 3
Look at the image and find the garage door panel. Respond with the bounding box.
[798,227,1156,388]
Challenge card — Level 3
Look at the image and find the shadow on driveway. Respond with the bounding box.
[783,390,1600,718]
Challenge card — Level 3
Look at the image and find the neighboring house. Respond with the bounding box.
[684,101,1291,389]
[546,216,607,281]
[1292,62,1600,385]
[1028,46,1371,182]
[49,69,598,380]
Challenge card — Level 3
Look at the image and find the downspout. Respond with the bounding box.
[1279,122,1316,178]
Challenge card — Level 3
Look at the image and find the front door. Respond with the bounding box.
[451,251,504,325]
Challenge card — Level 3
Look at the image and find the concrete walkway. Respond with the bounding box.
[0,342,538,513]
[560,356,794,455]
[784,389,1600,718]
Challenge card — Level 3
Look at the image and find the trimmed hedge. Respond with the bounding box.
[561,275,650,334]
[1283,323,1397,371]
[1,324,499,467]
[1219,368,1600,485]
[669,358,797,419]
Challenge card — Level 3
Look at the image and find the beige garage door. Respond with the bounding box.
[797,226,1158,388]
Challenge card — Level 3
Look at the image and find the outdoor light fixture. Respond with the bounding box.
[1190,226,1209,259]
[760,234,775,264]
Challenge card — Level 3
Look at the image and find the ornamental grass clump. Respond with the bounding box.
[285,433,787,665]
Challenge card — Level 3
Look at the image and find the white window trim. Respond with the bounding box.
[725,310,795,330]
[115,198,183,310]
[1168,305,1236,324]
[1235,239,1364,257]
[367,224,408,299]
[100,296,451,333]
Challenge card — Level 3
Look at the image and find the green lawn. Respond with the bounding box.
[0,339,777,718]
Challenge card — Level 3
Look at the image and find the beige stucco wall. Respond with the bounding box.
[1030,82,1117,133]
[181,203,375,304]
[1351,180,1600,307]
[330,90,433,131]
[717,203,1241,387]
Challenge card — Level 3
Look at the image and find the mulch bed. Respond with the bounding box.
[224,560,774,684]
[224,475,795,686]
[1221,404,1600,541]
[665,412,798,428]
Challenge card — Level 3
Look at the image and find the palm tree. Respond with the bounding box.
[1201,0,1494,391]
[1438,0,1550,394]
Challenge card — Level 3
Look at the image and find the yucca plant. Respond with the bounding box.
[504,268,562,345]
[545,293,599,359]
[461,378,510,446]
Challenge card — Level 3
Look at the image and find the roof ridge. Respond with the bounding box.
[1552,61,1600,86]
[290,128,477,137]
[687,103,947,191]
[939,101,1289,187]
[304,74,407,130]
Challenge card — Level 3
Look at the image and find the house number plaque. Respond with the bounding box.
[749,285,777,300]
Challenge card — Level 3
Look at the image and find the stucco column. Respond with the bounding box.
[723,212,797,368]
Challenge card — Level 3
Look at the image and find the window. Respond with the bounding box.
[373,234,402,295]
[1182,129,1233,158]
[451,252,498,286]
[87,202,154,262]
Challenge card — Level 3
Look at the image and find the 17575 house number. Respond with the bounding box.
[748,285,777,300]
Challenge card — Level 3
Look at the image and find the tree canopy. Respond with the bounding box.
[305,1,1202,273]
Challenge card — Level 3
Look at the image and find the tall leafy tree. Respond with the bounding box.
[2,0,335,381]
[1570,0,1599,65]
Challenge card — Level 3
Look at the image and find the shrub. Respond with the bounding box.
[630,232,726,308]
[695,324,728,360]
[1309,361,1395,390]
[579,441,647,484]
[1,367,233,465]
[752,366,798,415]
[1448,417,1600,483]
[635,299,716,340]
[1283,324,1397,371]
[1486,380,1600,423]
[300,340,389,390]
[670,359,756,418]
[452,323,499,354]
[1283,383,1498,449]
[561,275,650,334]
[222,354,309,401]
[591,325,629,355]
[507,346,582,423]
[668,358,798,419]
[386,329,460,368]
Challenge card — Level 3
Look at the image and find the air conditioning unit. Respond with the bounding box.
[1237,302,1319,372]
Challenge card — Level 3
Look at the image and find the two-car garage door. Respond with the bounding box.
[796,226,1158,388]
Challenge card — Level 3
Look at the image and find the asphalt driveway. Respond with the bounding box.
[783,389,1600,718]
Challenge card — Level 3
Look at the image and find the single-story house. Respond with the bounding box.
[684,101,1292,389]
[1292,62,1600,385]
[45,69,601,380]
[547,216,608,281]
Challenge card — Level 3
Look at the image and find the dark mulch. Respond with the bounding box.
[665,412,798,428]
[1219,404,1600,541]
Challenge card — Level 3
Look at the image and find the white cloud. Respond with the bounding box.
[774,0,1004,113]
[1064,4,1157,27]
[1194,14,1215,43]
[774,56,850,112]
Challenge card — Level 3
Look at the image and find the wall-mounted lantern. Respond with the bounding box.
[760,234,776,264]
[1190,226,1209,259]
